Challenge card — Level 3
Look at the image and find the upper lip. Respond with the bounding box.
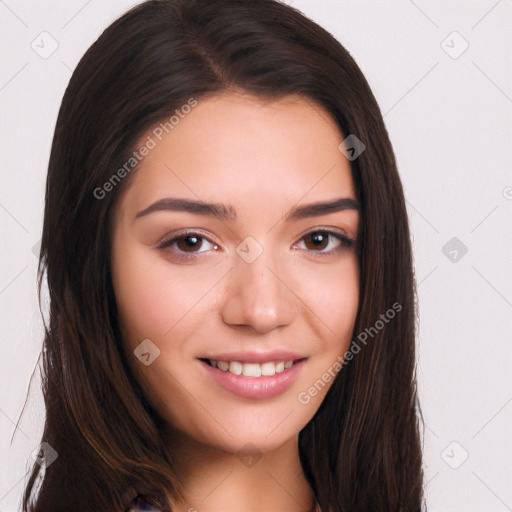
[198,350,307,364]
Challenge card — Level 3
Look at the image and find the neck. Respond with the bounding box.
[163,428,316,512]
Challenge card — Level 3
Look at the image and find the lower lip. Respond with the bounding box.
[198,359,307,399]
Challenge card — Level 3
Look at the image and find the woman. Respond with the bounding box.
[23,0,424,510]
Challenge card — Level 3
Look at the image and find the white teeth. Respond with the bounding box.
[229,361,242,375]
[217,361,229,371]
[243,363,261,377]
[209,359,296,377]
[261,362,275,376]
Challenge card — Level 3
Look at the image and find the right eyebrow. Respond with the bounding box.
[133,197,237,223]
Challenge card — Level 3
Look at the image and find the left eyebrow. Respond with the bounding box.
[284,197,360,221]
[132,196,360,223]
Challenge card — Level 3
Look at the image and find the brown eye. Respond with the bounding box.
[156,230,219,261]
[175,234,203,252]
[303,231,329,251]
[294,229,355,255]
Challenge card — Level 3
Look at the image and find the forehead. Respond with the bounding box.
[115,92,356,221]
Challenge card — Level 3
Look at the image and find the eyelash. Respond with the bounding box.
[156,228,355,261]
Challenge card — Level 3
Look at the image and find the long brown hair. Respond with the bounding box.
[23,0,424,510]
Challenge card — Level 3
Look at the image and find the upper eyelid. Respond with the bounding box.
[156,228,217,247]
[304,226,353,240]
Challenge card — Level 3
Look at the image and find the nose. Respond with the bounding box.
[219,242,298,334]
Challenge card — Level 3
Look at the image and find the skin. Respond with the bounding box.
[110,91,360,512]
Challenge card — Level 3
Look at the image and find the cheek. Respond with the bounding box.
[293,263,359,410]
[298,256,359,339]
[112,246,215,344]
[112,249,169,342]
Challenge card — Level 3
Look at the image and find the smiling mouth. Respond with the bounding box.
[198,358,307,377]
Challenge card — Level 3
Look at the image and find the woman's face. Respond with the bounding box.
[110,92,360,455]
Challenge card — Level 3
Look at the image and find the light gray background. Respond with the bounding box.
[1,1,511,510]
